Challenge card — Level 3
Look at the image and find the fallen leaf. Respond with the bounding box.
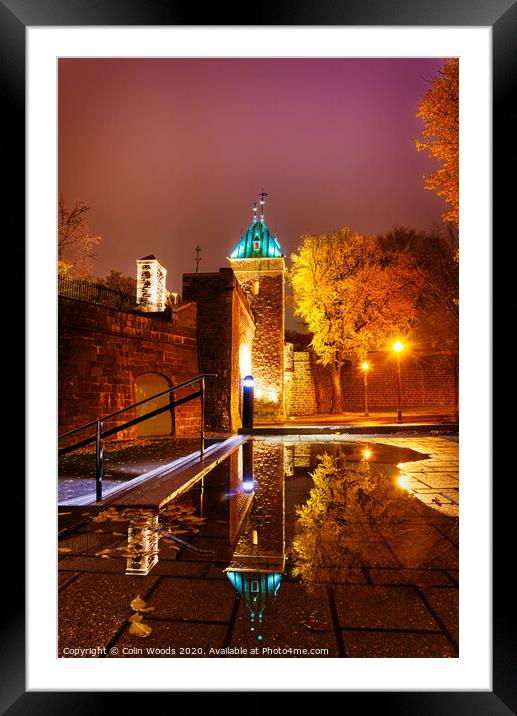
[130,595,147,611]
[58,512,72,516]
[302,620,329,632]
[129,621,152,638]
[58,547,72,554]
[128,612,143,623]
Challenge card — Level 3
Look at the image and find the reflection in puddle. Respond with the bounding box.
[225,441,285,639]
[126,513,159,576]
[61,438,458,654]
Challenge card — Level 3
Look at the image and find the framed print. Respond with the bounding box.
[4,0,509,710]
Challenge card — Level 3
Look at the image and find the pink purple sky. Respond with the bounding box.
[58,58,446,301]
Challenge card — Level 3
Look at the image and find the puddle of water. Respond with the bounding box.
[59,438,458,658]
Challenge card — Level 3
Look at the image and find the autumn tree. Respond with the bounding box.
[292,449,453,588]
[416,58,459,225]
[379,224,459,415]
[289,228,422,413]
[58,195,102,277]
[96,269,137,296]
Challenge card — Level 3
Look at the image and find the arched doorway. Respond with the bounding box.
[134,373,173,437]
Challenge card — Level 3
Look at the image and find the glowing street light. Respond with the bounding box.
[393,340,404,423]
[361,361,370,417]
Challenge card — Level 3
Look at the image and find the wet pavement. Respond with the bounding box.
[58,436,222,504]
[58,434,458,659]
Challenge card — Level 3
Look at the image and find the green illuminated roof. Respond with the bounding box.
[229,221,283,260]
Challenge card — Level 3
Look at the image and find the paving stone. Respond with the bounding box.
[59,555,127,574]
[335,540,401,568]
[183,537,234,562]
[419,475,459,489]
[368,568,452,587]
[59,531,125,555]
[411,492,455,505]
[421,588,458,643]
[58,571,81,589]
[155,542,180,560]
[333,585,440,630]
[316,568,368,585]
[434,521,459,546]
[109,620,227,657]
[432,504,459,518]
[59,572,159,656]
[446,570,459,585]
[146,577,236,622]
[384,524,458,570]
[230,582,338,656]
[198,519,230,538]
[148,560,208,578]
[204,564,230,579]
[342,631,457,658]
[440,490,459,505]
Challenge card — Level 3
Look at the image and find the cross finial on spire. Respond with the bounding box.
[259,189,268,223]
[194,245,201,273]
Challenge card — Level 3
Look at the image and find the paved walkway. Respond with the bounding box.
[257,409,457,426]
[58,434,458,659]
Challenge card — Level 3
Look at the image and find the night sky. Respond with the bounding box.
[58,58,445,309]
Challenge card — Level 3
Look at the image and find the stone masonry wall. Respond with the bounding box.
[59,296,200,440]
[285,351,318,416]
[182,269,254,432]
[285,349,457,415]
[230,258,285,421]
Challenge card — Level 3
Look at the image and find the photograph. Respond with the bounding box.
[56,56,460,660]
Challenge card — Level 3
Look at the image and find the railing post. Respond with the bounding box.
[200,376,205,459]
[95,420,104,502]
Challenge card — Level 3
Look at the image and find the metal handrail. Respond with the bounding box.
[59,374,215,439]
[58,373,216,502]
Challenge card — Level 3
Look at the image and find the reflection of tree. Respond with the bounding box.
[292,452,420,588]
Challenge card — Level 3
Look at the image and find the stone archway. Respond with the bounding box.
[134,372,173,437]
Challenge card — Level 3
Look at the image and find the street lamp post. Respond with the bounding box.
[393,340,404,423]
[361,361,369,417]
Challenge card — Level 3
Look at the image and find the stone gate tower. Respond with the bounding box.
[228,194,285,422]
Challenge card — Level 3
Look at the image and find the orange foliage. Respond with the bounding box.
[416,58,459,225]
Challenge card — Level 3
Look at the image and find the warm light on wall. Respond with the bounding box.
[361,361,369,371]
[362,448,372,460]
[255,387,263,399]
[239,343,252,378]
[268,390,278,403]
[393,340,404,353]
[252,279,260,295]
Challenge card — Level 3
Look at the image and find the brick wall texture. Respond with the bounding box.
[58,296,201,440]
[285,347,457,415]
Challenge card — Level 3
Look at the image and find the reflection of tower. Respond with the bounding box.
[225,441,285,639]
[229,442,255,543]
[228,195,285,422]
[125,513,159,576]
[284,444,294,477]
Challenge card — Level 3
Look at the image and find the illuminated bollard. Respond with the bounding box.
[242,439,256,493]
[242,375,255,430]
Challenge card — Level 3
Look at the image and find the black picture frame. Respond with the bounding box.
[5,0,506,711]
